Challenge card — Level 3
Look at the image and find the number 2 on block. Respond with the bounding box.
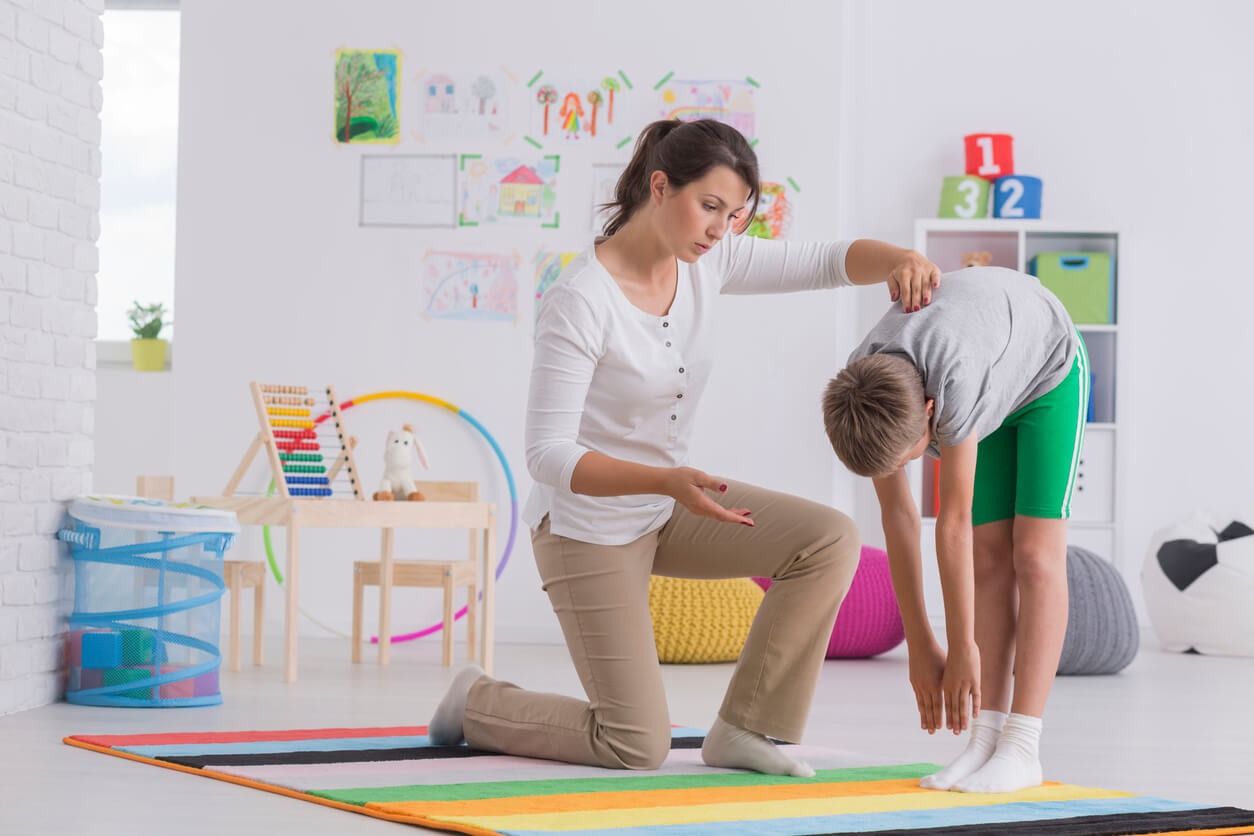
[998,179,1024,217]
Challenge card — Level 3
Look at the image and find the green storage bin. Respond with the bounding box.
[1028,252,1114,324]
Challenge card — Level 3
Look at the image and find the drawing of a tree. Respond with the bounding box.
[601,77,621,123]
[536,85,558,135]
[472,75,496,115]
[587,90,603,137]
[334,52,387,143]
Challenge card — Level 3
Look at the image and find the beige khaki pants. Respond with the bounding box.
[463,479,860,769]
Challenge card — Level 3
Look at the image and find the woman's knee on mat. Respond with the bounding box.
[599,719,672,770]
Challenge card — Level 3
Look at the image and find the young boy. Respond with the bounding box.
[822,265,1087,794]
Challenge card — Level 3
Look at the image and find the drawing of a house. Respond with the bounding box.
[499,166,543,217]
[426,74,456,113]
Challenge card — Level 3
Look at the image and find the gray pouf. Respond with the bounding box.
[1057,545,1139,675]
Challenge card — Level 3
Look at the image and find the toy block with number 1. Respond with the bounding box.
[964,133,1014,180]
[993,175,1043,219]
[939,175,990,219]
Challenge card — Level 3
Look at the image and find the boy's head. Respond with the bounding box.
[822,354,934,478]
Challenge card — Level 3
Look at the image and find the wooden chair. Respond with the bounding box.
[136,475,265,672]
[352,480,481,666]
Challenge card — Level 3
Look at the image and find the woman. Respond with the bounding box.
[429,118,941,777]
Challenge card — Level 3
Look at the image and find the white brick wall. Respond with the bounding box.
[0,0,100,717]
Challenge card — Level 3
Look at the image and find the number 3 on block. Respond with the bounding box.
[939,175,990,219]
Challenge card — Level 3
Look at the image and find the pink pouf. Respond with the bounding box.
[755,545,904,658]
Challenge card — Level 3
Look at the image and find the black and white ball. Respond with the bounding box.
[1143,511,1254,657]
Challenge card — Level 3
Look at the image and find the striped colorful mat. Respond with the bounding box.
[64,725,1254,835]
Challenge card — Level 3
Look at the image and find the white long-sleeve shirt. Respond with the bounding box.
[523,234,855,545]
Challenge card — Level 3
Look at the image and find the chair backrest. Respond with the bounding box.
[410,481,479,502]
[136,475,175,501]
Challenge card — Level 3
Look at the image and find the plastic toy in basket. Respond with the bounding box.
[59,495,239,707]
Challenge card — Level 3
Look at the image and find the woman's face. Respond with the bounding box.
[651,165,753,263]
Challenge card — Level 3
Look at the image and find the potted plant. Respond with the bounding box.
[128,301,169,371]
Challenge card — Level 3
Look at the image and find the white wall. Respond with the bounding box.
[119,0,855,645]
[840,0,1254,608]
[0,0,101,715]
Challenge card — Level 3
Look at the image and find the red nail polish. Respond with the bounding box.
[719,483,727,492]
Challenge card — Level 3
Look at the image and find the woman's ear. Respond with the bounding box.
[649,169,668,204]
[925,398,935,418]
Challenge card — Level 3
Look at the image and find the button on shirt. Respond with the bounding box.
[524,234,855,545]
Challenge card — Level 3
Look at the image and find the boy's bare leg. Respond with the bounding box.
[921,519,1015,790]
[956,515,1067,793]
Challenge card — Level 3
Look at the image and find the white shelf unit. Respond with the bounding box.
[909,219,1122,617]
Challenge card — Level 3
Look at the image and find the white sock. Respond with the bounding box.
[953,712,1043,793]
[427,664,485,746]
[701,716,815,778]
[918,709,1007,790]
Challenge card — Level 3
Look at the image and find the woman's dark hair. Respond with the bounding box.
[600,118,760,238]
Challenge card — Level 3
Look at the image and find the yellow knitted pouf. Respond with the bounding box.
[648,576,765,663]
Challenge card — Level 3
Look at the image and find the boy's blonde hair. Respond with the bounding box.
[822,354,928,478]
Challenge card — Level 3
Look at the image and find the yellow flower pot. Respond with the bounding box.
[130,338,168,371]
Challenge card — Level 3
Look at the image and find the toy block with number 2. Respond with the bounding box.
[939,175,990,219]
[964,133,1014,180]
[993,175,1042,219]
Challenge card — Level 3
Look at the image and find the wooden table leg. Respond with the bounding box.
[228,565,242,672]
[253,575,264,666]
[285,517,300,683]
[466,529,478,662]
[378,528,394,666]
[482,508,496,675]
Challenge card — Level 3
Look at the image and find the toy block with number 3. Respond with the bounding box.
[964,133,1014,180]
[939,175,990,219]
[994,175,1042,219]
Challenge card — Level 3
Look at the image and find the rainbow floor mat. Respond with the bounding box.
[64,725,1254,835]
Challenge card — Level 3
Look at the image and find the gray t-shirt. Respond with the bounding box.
[849,266,1079,458]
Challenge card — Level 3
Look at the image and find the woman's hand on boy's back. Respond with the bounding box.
[908,638,946,734]
[887,250,942,314]
[663,467,755,526]
[941,640,981,735]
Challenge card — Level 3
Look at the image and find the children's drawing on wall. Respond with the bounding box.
[413,70,512,142]
[334,49,400,144]
[458,154,560,227]
[420,250,521,323]
[745,180,796,240]
[654,73,757,141]
[528,71,633,146]
[591,162,625,233]
[533,250,578,322]
[359,154,457,227]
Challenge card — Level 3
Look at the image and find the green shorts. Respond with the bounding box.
[971,338,1089,526]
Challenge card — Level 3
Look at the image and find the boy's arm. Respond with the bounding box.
[935,435,981,734]
[873,468,945,734]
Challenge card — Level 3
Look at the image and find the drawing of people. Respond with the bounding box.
[560,92,584,139]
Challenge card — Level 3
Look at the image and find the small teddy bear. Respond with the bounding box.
[372,424,430,501]
[961,250,993,268]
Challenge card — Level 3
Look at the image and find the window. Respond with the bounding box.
[97,9,179,344]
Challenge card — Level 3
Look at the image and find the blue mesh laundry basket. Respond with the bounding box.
[59,496,239,707]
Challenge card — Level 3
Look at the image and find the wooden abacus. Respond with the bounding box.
[224,383,364,500]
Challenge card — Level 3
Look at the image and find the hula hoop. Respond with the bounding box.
[261,391,518,644]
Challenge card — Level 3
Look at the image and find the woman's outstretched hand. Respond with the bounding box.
[664,467,754,526]
[887,250,943,314]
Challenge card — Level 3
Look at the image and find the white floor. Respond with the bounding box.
[2,633,1252,835]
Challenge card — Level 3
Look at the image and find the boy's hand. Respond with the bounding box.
[908,639,946,734]
[942,640,981,734]
[886,250,942,314]
[663,467,754,527]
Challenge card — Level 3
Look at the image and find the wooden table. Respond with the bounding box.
[190,496,496,682]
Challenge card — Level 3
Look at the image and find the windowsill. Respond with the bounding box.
[96,339,174,372]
